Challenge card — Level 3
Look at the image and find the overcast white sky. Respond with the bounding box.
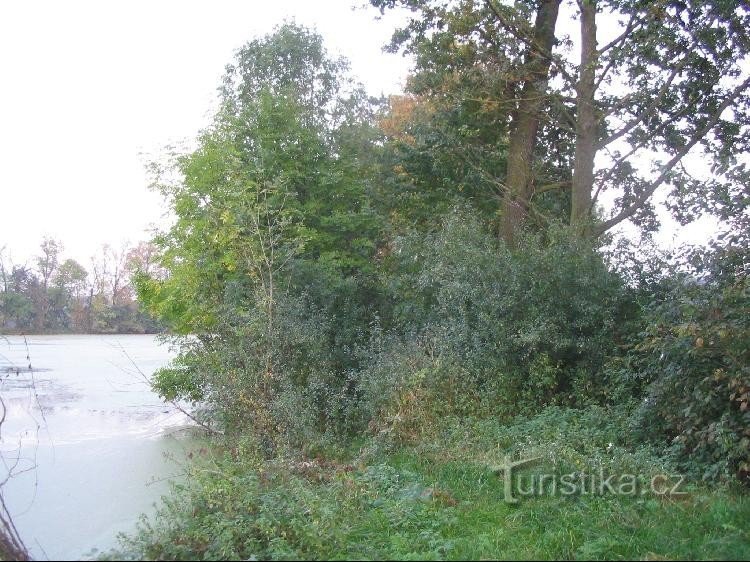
[0,0,412,266]
[0,0,715,269]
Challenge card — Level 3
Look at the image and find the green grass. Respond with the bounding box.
[385,452,750,560]
[111,411,750,561]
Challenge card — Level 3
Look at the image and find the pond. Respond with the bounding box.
[0,334,195,560]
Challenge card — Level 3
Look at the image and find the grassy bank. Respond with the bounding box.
[111,407,750,560]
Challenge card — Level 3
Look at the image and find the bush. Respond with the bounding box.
[110,443,456,561]
[151,280,388,451]
[630,267,750,483]
[153,209,635,448]
[382,208,632,414]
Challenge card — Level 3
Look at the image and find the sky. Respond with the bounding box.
[0,0,717,270]
[0,0,412,267]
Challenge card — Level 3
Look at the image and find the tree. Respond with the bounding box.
[90,243,130,308]
[2,266,37,331]
[0,239,158,334]
[567,0,750,237]
[54,258,88,300]
[372,0,750,241]
[125,242,165,280]
[31,237,62,330]
[137,23,395,441]
[487,0,562,242]
[52,258,89,330]
[108,243,129,307]
[36,237,61,290]
[141,23,383,334]
[0,247,10,326]
[373,0,571,237]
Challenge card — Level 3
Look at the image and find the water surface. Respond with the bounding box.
[0,334,195,560]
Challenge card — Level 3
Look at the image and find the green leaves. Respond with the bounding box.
[627,246,750,483]
[137,23,389,441]
[383,208,631,414]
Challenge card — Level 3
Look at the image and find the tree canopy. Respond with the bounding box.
[373,0,750,241]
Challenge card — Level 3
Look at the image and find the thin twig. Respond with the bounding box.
[115,343,224,437]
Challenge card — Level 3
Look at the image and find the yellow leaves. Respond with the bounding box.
[392,164,410,179]
[378,94,434,145]
[648,2,667,20]
[238,391,255,408]
[728,376,750,412]
[220,209,235,225]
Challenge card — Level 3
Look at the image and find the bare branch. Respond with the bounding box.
[117,344,225,437]
[592,102,695,210]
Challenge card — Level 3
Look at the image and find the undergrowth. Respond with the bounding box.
[109,406,750,561]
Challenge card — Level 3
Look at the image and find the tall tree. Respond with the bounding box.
[568,0,750,237]
[140,23,383,334]
[33,237,62,330]
[125,242,164,280]
[373,0,750,240]
[373,0,575,236]
[54,259,88,301]
[53,258,89,331]
[3,266,37,331]
[36,237,61,290]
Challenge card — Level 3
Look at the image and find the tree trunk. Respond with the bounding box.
[570,0,598,234]
[499,0,561,245]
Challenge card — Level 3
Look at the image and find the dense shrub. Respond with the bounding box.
[629,258,750,483]
[151,274,393,453]
[382,209,632,415]
[153,208,638,449]
[151,290,340,450]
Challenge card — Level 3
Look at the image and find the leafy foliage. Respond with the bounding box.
[372,0,750,238]
[628,246,750,482]
[383,209,631,412]
[134,8,749,529]
[138,24,389,448]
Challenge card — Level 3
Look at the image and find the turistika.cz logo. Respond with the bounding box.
[492,456,687,504]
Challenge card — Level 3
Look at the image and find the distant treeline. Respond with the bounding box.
[0,238,163,334]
